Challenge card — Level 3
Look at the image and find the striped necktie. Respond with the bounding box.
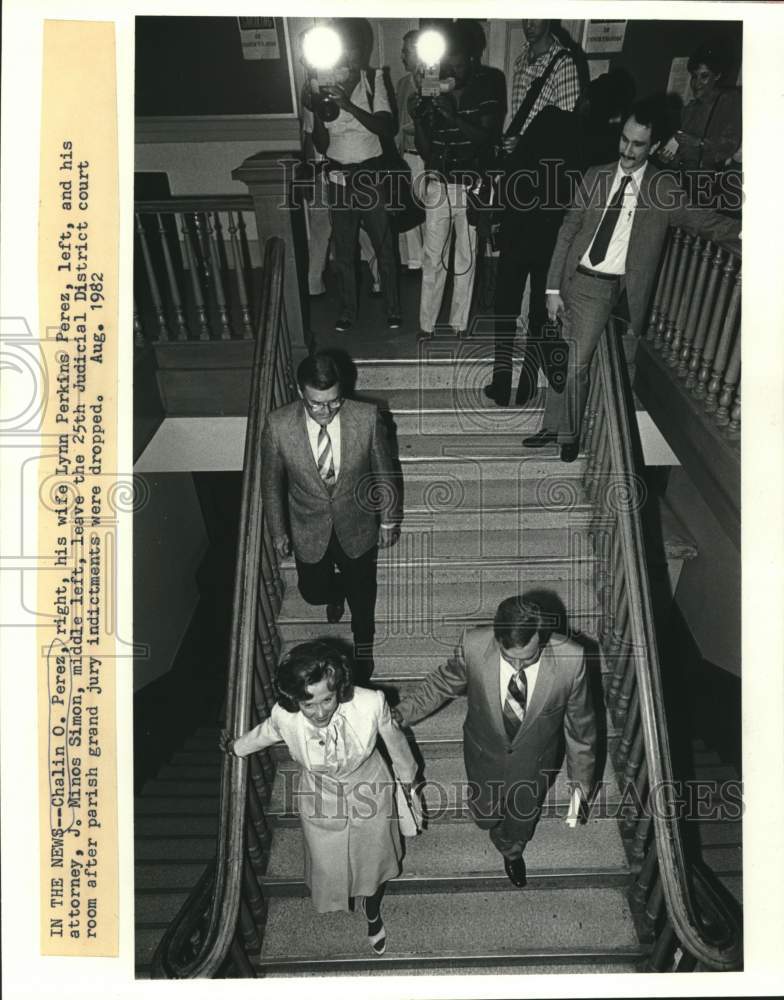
[317,425,336,488]
[502,668,528,741]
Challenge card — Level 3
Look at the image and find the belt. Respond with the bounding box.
[577,264,622,282]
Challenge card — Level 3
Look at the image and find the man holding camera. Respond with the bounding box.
[410,21,505,339]
[306,19,402,332]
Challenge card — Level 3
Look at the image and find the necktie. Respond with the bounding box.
[503,668,528,741]
[588,174,632,266]
[317,425,336,488]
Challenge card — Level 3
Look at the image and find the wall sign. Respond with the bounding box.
[583,20,628,54]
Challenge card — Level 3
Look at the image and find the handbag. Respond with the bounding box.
[395,782,423,837]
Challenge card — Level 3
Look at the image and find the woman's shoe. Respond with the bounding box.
[360,897,387,955]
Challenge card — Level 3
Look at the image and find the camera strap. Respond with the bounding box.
[504,49,571,140]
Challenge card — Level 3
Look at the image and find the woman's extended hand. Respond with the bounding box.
[219,729,237,757]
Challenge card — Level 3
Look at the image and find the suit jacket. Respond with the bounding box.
[396,627,596,812]
[260,398,401,563]
[547,160,741,335]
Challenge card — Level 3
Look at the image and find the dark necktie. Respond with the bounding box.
[316,425,336,489]
[588,174,632,266]
[502,668,528,741]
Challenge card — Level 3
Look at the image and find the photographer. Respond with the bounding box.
[411,21,505,339]
[307,18,401,332]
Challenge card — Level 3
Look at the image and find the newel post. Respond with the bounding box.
[232,152,310,353]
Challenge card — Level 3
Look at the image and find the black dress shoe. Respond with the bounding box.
[560,441,580,463]
[326,600,345,624]
[522,429,557,448]
[504,855,527,887]
[483,383,509,407]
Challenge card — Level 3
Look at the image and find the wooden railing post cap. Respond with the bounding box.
[232,151,300,189]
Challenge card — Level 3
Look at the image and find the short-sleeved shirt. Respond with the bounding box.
[509,37,581,138]
[427,67,504,179]
[322,69,391,165]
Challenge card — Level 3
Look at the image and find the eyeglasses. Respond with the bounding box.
[303,396,344,413]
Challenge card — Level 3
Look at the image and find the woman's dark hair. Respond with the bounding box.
[275,639,354,713]
[296,351,342,392]
[493,597,545,650]
[687,42,729,80]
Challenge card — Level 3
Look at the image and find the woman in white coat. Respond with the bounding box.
[220,639,417,954]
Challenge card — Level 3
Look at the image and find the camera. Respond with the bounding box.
[302,25,346,123]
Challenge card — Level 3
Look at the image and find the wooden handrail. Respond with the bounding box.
[136,195,255,213]
[597,324,741,968]
[151,237,292,977]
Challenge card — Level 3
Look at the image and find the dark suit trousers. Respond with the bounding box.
[542,269,623,445]
[469,768,552,859]
[492,215,565,404]
[295,528,378,652]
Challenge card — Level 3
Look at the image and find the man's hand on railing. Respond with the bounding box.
[378,523,401,549]
[219,729,238,758]
[546,292,565,323]
[273,534,292,560]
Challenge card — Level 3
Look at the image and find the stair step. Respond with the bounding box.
[168,749,222,767]
[694,819,742,847]
[135,836,216,862]
[353,350,524,390]
[402,504,593,531]
[135,793,218,814]
[363,388,546,434]
[715,873,742,906]
[156,763,222,781]
[135,861,210,891]
[268,751,621,822]
[136,927,166,968]
[140,779,218,798]
[261,958,643,976]
[277,579,601,640]
[699,844,743,875]
[259,888,639,964]
[135,891,190,926]
[263,816,629,888]
[134,814,219,837]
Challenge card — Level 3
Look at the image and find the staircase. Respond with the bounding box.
[257,344,641,973]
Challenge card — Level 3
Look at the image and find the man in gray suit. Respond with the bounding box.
[523,97,740,462]
[394,597,596,887]
[262,352,401,680]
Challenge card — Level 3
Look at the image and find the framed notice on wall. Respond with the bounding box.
[135,15,300,142]
[583,20,628,54]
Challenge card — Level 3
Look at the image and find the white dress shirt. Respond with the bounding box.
[580,161,648,275]
[324,69,390,166]
[305,410,341,481]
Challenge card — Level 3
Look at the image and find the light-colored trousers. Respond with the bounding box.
[398,151,425,269]
[419,178,477,334]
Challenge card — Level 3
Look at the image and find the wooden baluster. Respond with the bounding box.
[581,379,601,458]
[616,686,640,768]
[645,229,675,342]
[631,812,652,862]
[582,398,603,496]
[133,295,144,349]
[248,745,274,804]
[641,874,665,941]
[647,920,677,972]
[263,519,285,605]
[622,726,645,787]
[693,253,736,400]
[242,852,266,928]
[705,270,741,416]
[597,527,621,645]
[135,212,169,341]
[685,245,724,389]
[653,227,683,351]
[228,210,254,338]
[588,421,609,507]
[156,213,189,341]
[230,934,257,977]
[180,214,211,340]
[715,327,741,428]
[245,809,266,871]
[662,231,693,358]
[606,595,630,707]
[621,768,648,839]
[207,212,232,340]
[677,239,713,379]
[628,838,657,911]
[615,646,638,724]
[667,233,700,366]
[247,765,273,836]
[728,389,741,435]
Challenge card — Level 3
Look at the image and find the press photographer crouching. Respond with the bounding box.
[305,18,401,332]
[410,21,505,339]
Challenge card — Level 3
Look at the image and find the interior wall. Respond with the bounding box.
[665,467,741,677]
[133,472,208,691]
